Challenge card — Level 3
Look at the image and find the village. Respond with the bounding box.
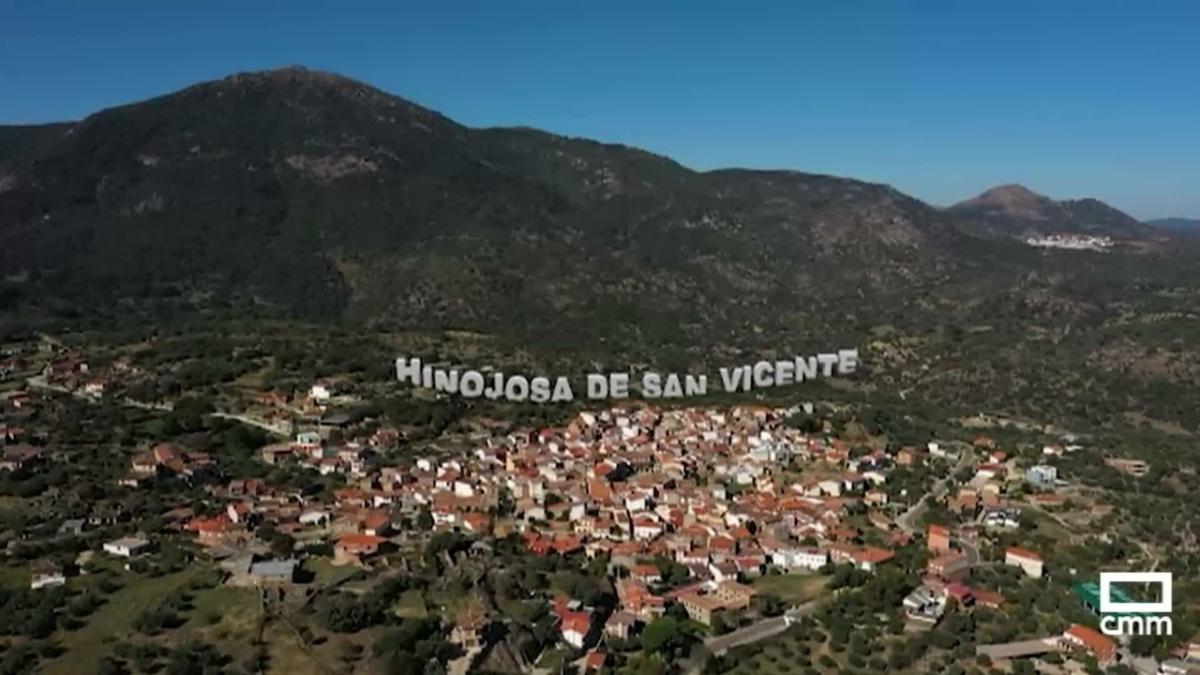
[0,339,1197,675]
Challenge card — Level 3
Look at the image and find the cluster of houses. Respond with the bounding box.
[901,525,1014,627]
[90,405,930,654]
[9,403,1035,651]
[7,383,1147,672]
[240,381,364,437]
[120,443,215,487]
[38,351,138,399]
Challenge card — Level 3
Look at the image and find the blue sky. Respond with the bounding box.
[2,1,1197,218]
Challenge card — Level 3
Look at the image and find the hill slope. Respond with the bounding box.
[1147,217,1200,235]
[3,67,1200,434]
[0,67,990,344]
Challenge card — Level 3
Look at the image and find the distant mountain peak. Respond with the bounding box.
[949,184,1153,238]
[109,64,462,138]
[199,65,387,101]
[224,65,358,86]
[956,184,1057,220]
[978,183,1041,199]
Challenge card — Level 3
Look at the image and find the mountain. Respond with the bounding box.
[1147,217,1200,235]
[947,183,1155,239]
[3,67,1200,433]
[0,67,994,339]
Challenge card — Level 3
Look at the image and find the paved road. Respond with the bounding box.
[211,411,291,436]
[28,376,289,437]
[703,601,820,656]
[705,616,790,656]
[896,448,973,534]
[958,536,981,566]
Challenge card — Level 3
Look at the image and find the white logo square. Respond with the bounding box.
[1099,572,1172,614]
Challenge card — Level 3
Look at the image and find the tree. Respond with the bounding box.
[164,642,227,675]
[640,618,695,659]
[623,654,668,675]
[95,657,129,675]
[711,612,731,635]
[752,593,785,617]
[416,507,434,531]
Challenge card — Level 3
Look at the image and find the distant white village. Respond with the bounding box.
[1024,233,1114,252]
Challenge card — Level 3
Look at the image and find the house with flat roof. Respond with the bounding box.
[1025,465,1058,489]
[103,536,150,558]
[30,561,66,590]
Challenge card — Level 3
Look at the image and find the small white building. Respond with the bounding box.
[561,611,592,649]
[632,517,663,540]
[862,470,888,486]
[296,431,321,446]
[30,566,66,590]
[772,547,828,571]
[310,383,332,402]
[1005,547,1044,578]
[103,536,150,558]
[817,479,842,497]
[983,508,1021,530]
[625,495,648,512]
[299,510,331,527]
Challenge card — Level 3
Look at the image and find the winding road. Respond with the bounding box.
[703,600,821,656]
[896,447,974,535]
[27,376,290,437]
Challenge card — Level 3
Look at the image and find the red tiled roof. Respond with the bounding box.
[1064,624,1116,659]
[1005,546,1041,561]
[336,533,387,550]
[553,536,582,554]
[362,513,390,530]
[584,649,606,669]
[971,589,1005,607]
[944,583,973,599]
[853,547,895,564]
[561,610,592,634]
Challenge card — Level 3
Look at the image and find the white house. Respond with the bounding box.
[1005,547,1044,578]
[31,567,66,590]
[840,473,866,493]
[561,611,592,649]
[983,508,1021,529]
[862,470,888,486]
[928,443,958,460]
[299,510,331,527]
[817,479,842,497]
[772,547,828,571]
[103,536,150,558]
[569,503,588,522]
[296,431,321,446]
[632,516,663,540]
